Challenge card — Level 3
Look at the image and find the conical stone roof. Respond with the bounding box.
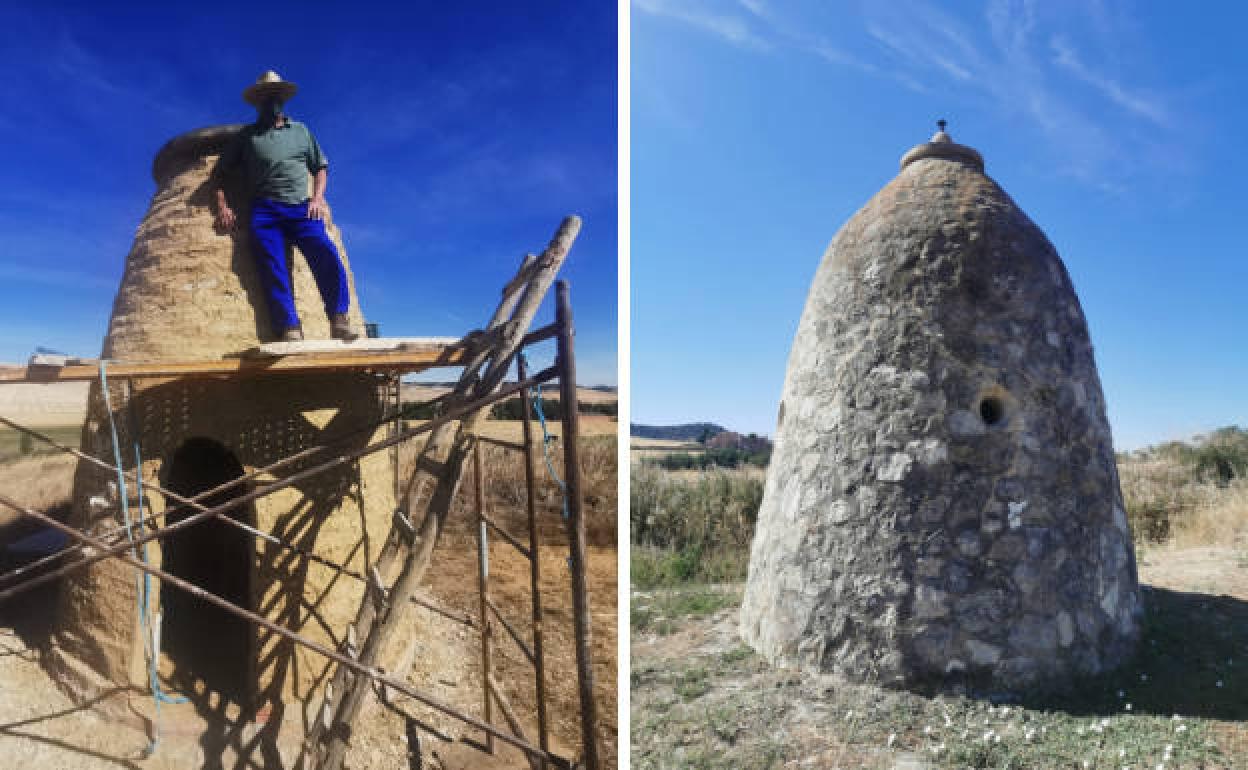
[740,125,1141,693]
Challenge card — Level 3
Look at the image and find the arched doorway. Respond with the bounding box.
[161,437,255,705]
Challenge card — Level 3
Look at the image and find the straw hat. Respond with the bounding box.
[242,70,298,106]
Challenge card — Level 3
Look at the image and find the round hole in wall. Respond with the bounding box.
[979,396,1005,426]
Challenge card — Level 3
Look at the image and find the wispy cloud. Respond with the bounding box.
[633,0,771,51]
[1050,35,1168,126]
[640,0,1191,191]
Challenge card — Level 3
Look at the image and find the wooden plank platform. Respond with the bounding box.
[0,338,466,383]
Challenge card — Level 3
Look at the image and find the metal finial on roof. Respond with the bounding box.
[899,118,983,171]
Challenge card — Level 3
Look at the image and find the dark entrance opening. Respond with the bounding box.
[161,437,254,705]
[979,396,1005,426]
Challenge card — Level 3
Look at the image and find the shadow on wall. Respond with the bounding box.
[118,373,384,770]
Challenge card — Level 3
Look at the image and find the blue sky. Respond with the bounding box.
[631,0,1248,450]
[0,2,617,385]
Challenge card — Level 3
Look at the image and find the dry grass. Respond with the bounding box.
[1118,453,1248,548]
[0,453,77,535]
[398,423,617,546]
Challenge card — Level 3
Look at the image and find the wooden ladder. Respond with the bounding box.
[305,216,583,770]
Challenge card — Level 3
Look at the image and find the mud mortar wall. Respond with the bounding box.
[740,156,1142,693]
[50,372,398,706]
[105,126,365,359]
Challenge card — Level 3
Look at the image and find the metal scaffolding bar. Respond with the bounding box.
[0,493,567,766]
[0,368,554,603]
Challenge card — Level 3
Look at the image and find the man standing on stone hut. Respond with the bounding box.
[212,70,358,342]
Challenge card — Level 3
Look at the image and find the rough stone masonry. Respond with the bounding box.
[740,126,1142,693]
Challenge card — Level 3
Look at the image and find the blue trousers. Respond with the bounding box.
[248,198,350,331]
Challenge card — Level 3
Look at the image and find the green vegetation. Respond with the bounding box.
[0,425,81,463]
[488,396,617,421]
[630,464,762,551]
[399,396,616,421]
[630,422,727,442]
[648,445,771,471]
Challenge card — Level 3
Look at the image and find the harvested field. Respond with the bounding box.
[629,436,702,463]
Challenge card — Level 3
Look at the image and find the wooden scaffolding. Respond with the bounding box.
[0,216,602,770]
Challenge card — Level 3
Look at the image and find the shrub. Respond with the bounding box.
[630,465,762,584]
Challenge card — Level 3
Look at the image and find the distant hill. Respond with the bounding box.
[630,422,726,442]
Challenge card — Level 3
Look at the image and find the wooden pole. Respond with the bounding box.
[313,217,580,770]
[555,280,600,770]
[517,353,551,762]
[475,442,494,754]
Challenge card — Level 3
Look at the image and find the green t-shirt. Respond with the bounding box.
[213,119,328,205]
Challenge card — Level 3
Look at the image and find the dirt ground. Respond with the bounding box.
[631,543,1248,769]
[0,420,618,770]
[0,540,617,769]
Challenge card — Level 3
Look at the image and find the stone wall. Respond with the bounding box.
[740,153,1141,693]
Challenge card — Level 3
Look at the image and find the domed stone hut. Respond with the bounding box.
[740,125,1141,693]
[48,125,392,712]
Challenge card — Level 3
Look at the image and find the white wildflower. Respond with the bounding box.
[1126,703,1133,712]
[1176,724,1187,733]
[887,733,896,748]
[1118,689,1125,698]
[1216,680,1224,688]
[1141,673,1149,681]
[923,725,932,735]
[845,710,854,720]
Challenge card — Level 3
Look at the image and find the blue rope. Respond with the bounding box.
[521,354,569,521]
[99,363,185,758]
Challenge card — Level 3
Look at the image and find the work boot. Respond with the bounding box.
[329,313,359,341]
[280,326,304,342]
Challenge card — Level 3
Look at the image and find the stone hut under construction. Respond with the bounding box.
[740,126,1142,693]
[48,125,392,709]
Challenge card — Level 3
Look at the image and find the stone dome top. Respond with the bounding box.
[900,119,984,172]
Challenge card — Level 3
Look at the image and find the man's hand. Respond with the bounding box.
[307,195,328,221]
[216,204,237,231]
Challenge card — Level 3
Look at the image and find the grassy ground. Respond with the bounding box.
[631,576,1247,769]
[630,440,1248,768]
